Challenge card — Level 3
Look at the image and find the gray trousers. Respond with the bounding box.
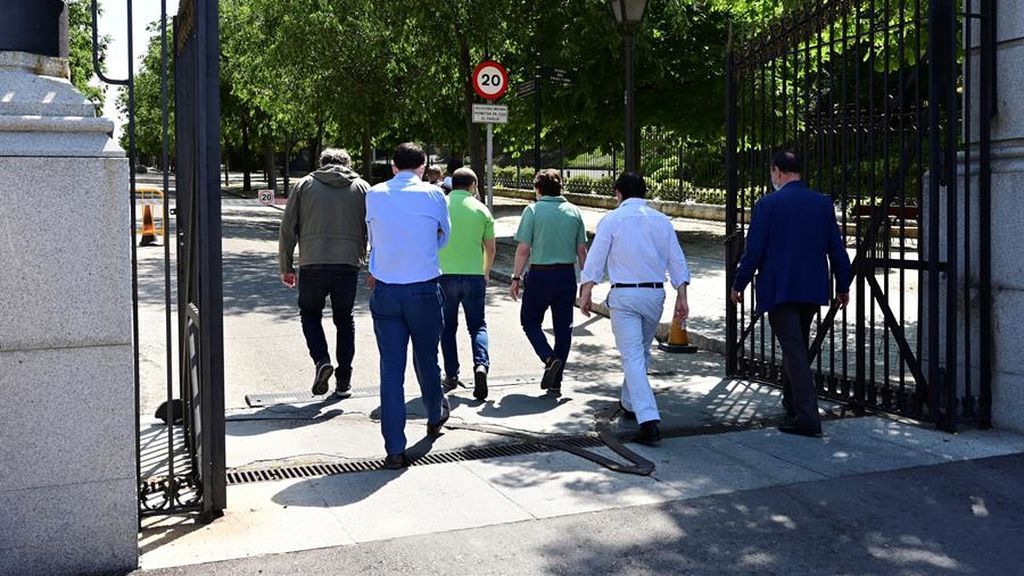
[768,303,822,429]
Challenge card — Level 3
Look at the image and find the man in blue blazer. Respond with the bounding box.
[731,150,853,436]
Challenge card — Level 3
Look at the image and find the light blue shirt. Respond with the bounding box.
[366,171,451,284]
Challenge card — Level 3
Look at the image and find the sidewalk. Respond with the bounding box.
[134,452,1024,575]
[137,370,1024,570]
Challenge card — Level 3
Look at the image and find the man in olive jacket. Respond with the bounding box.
[279,148,370,399]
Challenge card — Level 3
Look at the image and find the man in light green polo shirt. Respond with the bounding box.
[439,168,496,400]
[509,168,588,392]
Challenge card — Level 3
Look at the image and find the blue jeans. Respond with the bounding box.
[439,275,489,379]
[520,266,576,369]
[298,264,359,382]
[370,279,446,456]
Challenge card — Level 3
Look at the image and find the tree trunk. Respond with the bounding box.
[242,116,252,191]
[283,134,291,195]
[312,117,325,169]
[263,136,277,191]
[361,125,373,183]
[223,146,230,187]
[456,22,483,180]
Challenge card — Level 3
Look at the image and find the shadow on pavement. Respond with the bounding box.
[225,398,347,436]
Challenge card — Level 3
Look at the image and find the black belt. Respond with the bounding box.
[611,282,664,289]
[530,263,575,270]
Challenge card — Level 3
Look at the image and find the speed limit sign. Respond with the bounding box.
[258,188,275,206]
[472,60,509,101]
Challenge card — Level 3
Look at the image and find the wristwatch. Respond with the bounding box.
[512,275,522,282]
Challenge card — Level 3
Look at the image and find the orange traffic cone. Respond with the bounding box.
[658,318,698,354]
[139,204,158,246]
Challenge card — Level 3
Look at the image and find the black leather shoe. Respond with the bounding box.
[540,357,562,390]
[473,365,488,401]
[384,453,408,470]
[778,422,822,437]
[635,421,661,446]
[311,363,334,396]
[618,402,637,420]
[442,376,460,393]
[427,399,451,436]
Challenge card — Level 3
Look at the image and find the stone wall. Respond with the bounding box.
[0,51,137,575]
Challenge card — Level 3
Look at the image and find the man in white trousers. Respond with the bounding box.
[578,172,690,445]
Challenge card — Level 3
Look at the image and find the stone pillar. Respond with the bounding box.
[971,2,1024,432]
[0,51,137,575]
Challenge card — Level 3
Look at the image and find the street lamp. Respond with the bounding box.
[609,0,648,173]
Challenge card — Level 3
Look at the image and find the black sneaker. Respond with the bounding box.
[540,357,562,390]
[442,376,460,393]
[334,380,352,399]
[311,363,334,396]
[427,398,451,437]
[473,365,488,401]
[383,453,408,470]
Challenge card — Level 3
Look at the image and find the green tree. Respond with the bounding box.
[67,0,110,112]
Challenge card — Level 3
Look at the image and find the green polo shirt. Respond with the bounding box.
[514,195,587,265]
[439,190,495,275]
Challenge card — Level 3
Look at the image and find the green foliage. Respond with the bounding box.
[565,174,597,195]
[652,178,694,203]
[67,0,108,112]
[118,22,173,162]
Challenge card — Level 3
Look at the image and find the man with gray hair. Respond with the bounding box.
[279,147,370,399]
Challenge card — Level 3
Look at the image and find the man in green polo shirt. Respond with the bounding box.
[439,168,496,400]
[509,169,588,392]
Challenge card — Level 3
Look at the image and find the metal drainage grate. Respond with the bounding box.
[224,409,857,486]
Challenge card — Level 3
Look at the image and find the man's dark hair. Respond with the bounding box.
[772,150,803,174]
[393,142,426,170]
[533,169,562,197]
[614,172,647,200]
[451,167,478,190]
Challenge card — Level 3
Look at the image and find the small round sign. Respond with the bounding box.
[472,60,509,101]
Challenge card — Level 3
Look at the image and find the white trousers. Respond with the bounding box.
[608,288,665,424]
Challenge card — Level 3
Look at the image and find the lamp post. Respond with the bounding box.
[609,0,648,174]
[0,0,67,57]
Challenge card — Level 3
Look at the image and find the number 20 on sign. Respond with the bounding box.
[472,60,509,101]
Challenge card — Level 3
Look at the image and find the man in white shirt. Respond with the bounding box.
[578,173,691,445]
[366,142,452,469]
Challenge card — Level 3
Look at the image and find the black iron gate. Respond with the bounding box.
[94,0,225,522]
[724,0,995,431]
[171,0,226,520]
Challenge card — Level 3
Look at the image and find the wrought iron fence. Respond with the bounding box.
[724,0,995,430]
[489,136,728,204]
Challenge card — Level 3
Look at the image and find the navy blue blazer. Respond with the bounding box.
[732,181,853,313]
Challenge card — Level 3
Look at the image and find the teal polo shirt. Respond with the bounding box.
[439,190,495,275]
[514,195,587,265]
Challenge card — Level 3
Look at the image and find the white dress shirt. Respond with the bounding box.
[580,198,690,288]
[366,171,451,284]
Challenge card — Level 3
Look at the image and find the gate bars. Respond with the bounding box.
[724,0,994,431]
[92,0,224,522]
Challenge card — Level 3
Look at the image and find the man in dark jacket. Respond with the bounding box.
[279,148,370,399]
[731,150,853,437]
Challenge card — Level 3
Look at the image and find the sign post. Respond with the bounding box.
[472,60,509,212]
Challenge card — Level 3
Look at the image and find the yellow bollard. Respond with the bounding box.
[139,204,159,246]
[658,318,698,354]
